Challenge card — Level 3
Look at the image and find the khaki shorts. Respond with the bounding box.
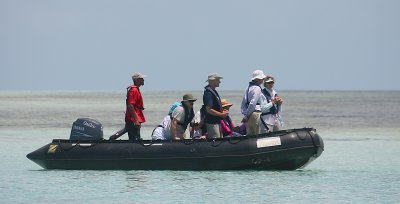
[246,112,261,136]
[206,123,222,138]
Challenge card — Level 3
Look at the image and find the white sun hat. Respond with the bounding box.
[251,70,266,80]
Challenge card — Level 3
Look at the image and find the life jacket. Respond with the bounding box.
[222,116,234,132]
[200,105,207,119]
[204,86,222,111]
[203,86,222,124]
[261,88,279,115]
[126,85,144,110]
[176,104,195,131]
[245,81,262,107]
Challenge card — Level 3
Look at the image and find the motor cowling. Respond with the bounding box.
[70,118,103,140]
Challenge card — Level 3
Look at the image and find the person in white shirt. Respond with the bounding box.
[170,94,196,140]
[151,102,181,140]
[260,75,283,133]
[151,94,197,141]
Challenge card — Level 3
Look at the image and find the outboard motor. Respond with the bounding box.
[70,118,103,140]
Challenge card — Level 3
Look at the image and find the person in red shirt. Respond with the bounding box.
[125,72,146,141]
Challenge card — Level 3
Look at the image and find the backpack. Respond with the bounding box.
[168,101,182,115]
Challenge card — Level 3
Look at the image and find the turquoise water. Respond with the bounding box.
[1,91,400,203]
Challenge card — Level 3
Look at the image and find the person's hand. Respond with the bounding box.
[221,110,229,118]
[193,122,201,129]
[272,97,280,105]
[232,126,240,132]
[275,97,283,105]
[172,136,180,141]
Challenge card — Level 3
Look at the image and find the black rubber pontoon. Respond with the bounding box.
[27,128,324,170]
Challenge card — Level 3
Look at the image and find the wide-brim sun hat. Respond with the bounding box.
[251,70,266,80]
[221,99,233,108]
[206,73,223,82]
[182,94,197,102]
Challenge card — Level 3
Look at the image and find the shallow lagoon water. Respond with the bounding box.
[1,91,399,203]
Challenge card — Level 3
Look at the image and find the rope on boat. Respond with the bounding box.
[56,140,77,152]
[172,137,242,146]
[211,139,224,147]
[307,130,318,155]
[227,136,242,144]
[138,139,155,147]
[180,139,196,145]
[56,139,103,152]
[54,128,315,152]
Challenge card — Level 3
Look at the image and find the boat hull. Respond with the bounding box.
[27,128,324,170]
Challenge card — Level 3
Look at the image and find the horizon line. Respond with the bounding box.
[1,89,399,92]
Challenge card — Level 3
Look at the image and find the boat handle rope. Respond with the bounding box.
[56,140,77,152]
[77,141,101,149]
[55,129,312,151]
[211,139,224,147]
[138,139,155,147]
[179,139,196,145]
[227,137,243,144]
[56,139,102,152]
[174,138,217,146]
[178,137,243,146]
[294,131,301,140]
[307,130,318,155]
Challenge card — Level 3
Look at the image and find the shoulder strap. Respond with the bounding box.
[246,81,262,106]
[176,105,195,131]
[262,88,271,99]
[261,88,278,115]
[126,86,134,105]
[204,86,222,110]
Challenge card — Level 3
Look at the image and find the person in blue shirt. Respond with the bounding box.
[202,73,229,138]
[240,70,267,135]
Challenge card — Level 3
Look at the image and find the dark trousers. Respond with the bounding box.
[125,121,141,141]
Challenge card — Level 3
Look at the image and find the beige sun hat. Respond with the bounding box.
[206,73,223,82]
[221,99,233,108]
[132,72,147,80]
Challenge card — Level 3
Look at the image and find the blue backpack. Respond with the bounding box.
[168,102,182,115]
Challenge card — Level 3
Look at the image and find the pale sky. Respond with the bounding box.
[1,0,399,91]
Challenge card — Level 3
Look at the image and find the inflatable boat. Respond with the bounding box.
[27,118,324,170]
